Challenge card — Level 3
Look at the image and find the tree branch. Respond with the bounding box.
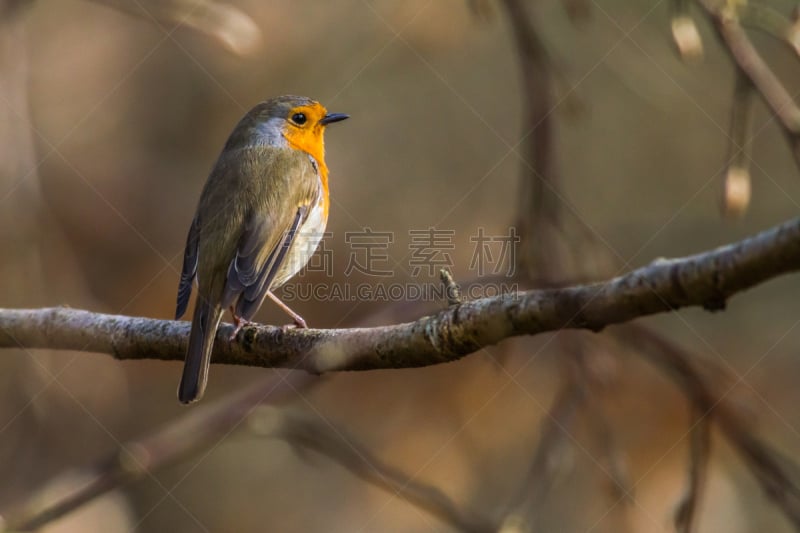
[502,0,575,282]
[674,408,711,533]
[2,371,494,533]
[0,371,315,531]
[619,324,800,528]
[696,0,800,168]
[1,217,800,371]
[501,346,587,531]
[272,407,496,532]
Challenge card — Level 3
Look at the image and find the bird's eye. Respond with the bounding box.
[291,113,307,125]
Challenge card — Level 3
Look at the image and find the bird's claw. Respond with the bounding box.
[229,315,254,341]
[282,317,307,332]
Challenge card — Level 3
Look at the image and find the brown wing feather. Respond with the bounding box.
[220,204,311,320]
[175,215,200,319]
[234,206,308,321]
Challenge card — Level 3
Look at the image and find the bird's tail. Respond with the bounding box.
[178,298,223,404]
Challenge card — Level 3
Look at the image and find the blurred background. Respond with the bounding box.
[1,0,800,531]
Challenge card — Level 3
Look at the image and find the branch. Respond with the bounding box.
[88,0,261,55]
[1,372,317,531]
[674,407,711,533]
[2,370,494,533]
[501,0,563,279]
[501,346,586,531]
[696,0,800,168]
[1,217,800,371]
[273,407,496,532]
[619,324,800,528]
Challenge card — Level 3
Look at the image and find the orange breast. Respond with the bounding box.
[283,127,330,218]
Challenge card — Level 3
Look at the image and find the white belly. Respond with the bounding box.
[271,192,327,288]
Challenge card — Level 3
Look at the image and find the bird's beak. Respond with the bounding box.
[320,113,349,125]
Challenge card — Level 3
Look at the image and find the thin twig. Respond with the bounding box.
[501,346,586,531]
[440,268,462,306]
[722,71,755,217]
[87,0,261,55]
[722,418,800,528]
[2,374,495,533]
[674,407,711,533]
[501,0,562,280]
[0,372,318,531]
[696,0,800,168]
[620,324,800,528]
[273,407,496,532]
[580,336,634,510]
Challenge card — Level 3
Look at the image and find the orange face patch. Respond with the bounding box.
[281,102,331,217]
[281,102,330,174]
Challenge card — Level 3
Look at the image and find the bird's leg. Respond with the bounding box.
[228,306,253,341]
[267,291,308,329]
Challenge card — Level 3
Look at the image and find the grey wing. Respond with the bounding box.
[176,215,200,319]
[221,206,309,322]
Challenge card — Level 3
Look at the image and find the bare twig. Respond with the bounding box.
[736,2,800,56]
[696,0,800,168]
[580,337,634,508]
[588,397,634,508]
[674,407,711,533]
[2,216,800,370]
[501,347,586,531]
[0,372,317,531]
[620,325,800,528]
[88,0,261,55]
[271,407,496,532]
[722,72,755,217]
[502,0,614,285]
[722,83,754,218]
[501,0,562,280]
[3,372,495,533]
[722,418,800,528]
[440,268,462,306]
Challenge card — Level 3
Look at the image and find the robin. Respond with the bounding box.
[174,95,348,404]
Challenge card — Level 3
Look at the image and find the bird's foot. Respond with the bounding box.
[267,291,308,330]
[229,309,254,341]
[281,316,308,333]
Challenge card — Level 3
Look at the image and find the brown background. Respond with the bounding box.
[1,1,800,531]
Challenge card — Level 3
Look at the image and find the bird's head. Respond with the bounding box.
[225,95,348,166]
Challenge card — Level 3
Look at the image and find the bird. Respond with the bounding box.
[174,95,348,404]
